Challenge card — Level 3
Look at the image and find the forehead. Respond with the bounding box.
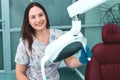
[29,6,44,15]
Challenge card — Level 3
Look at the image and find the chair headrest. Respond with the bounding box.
[102,23,120,44]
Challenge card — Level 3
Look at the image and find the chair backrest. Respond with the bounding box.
[85,23,120,80]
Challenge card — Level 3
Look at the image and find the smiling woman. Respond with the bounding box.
[9,0,77,73]
[14,2,82,80]
[1,0,120,80]
[0,1,110,80]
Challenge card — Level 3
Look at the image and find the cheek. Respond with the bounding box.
[42,16,47,21]
[29,19,34,25]
[44,18,47,24]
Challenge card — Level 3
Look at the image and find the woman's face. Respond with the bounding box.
[28,6,47,31]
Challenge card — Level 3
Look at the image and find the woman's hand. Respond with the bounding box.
[65,56,82,68]
[79,45,92,64]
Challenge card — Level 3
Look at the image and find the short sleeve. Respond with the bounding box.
[15,40,29,65]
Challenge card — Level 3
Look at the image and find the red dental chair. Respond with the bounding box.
[85,23,120,80]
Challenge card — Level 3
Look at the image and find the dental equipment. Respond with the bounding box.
[41,0,107,80]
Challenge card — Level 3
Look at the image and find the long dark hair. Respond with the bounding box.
[21,2,50,51]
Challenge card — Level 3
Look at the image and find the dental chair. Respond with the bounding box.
[85,23,120,80]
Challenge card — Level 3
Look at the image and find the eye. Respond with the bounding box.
[30,16,35,19]
[39,13,45,17]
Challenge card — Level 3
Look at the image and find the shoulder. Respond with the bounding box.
[17,38,29,49]
[17,38,24,47]
[18,38,28,45]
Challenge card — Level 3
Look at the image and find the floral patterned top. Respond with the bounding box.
[15,29,63,80]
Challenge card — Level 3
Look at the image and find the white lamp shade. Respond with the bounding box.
[67,0,107,17]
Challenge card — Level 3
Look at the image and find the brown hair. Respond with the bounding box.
[21,2,50,51]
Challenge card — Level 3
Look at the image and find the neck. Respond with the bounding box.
[35,29,50,45]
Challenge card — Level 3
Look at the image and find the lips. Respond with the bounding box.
[35,21,44,26]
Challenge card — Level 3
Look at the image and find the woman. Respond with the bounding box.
[15,2,90,80]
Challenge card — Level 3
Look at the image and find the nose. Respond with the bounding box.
[36,16,41,22]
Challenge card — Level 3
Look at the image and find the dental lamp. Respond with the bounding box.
[41,0,107,80]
